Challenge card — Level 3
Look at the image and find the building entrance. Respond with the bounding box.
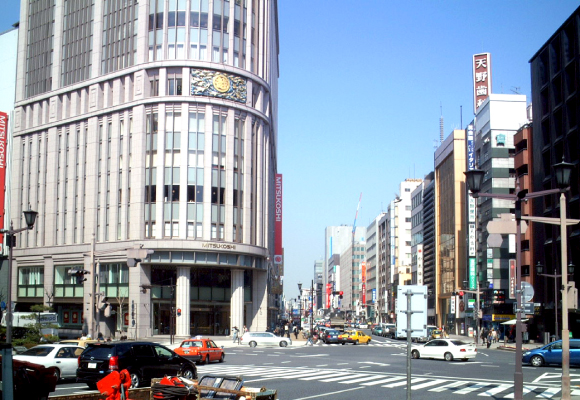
[190,305,230,336]
[153,302,174,335]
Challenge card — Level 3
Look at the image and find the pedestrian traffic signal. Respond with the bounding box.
[339,291,344,299]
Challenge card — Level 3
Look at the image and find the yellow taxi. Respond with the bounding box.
[338,329,355,344]
[340,330,371,345]
[430,329,443,339]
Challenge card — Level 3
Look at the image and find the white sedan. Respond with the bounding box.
[411,339,477,361]
[239,332,292,347]
[13,344,84,381]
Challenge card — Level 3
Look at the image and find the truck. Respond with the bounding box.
[1,311,60,338]
[395,285,428,341]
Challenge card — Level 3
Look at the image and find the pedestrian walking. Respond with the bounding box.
[487,330,492,348]
[491,328,497,343]
[243,325,248,333]
[481,328,487,345]
[285,323,290,338]
[305,330,313,346]
[232,326,239,343]
[293,325,298,339]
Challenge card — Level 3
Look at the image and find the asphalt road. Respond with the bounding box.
[51,334,578,399]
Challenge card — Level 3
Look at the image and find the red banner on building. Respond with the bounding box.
[274,174,283,264]
[0,112,7,252]
[361,261,367,304]
[326,283,332,308]
[509,259,516,299]
[473,53,492,114]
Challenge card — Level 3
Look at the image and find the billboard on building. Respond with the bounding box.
[274,174,283,264]
[473,53,492,114]
[0,112,7,253]
[361,261,366,304]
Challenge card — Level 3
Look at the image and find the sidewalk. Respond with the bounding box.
[447,334,544,351]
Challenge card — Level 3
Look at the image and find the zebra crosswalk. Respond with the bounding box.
[197,365,575,398]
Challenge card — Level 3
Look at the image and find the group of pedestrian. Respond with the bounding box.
[480,327,498,347]
[232,325,248,344]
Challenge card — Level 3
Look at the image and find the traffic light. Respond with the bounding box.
[459,291,464,300]
[127,248,154,267]
[98,295,109,310]
[339,291,344,299]
[68,268,90,284]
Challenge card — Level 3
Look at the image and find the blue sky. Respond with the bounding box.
[1,1,579,301]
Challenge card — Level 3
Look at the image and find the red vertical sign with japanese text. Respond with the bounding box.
[0,112,7,252]
[473,53,492,114]
[274,174,283,265]
[361,261,367,304]
[509,259,516,299]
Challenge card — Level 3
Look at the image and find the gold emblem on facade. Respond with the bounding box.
[212,74,231,93]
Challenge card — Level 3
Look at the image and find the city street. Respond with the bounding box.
[51,334,578,399]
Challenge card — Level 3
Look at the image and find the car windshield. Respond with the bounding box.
[83,344,116,358]
[327,330,338,335]
[181,341,202,348]
[21,347,53,357]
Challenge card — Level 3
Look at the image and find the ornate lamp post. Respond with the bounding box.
[1,208,38,344]
[465,160,577,400]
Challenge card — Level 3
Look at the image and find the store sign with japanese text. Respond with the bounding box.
[473,53,492,113]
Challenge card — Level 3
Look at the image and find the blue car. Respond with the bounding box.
[324,329,341,344]
[522,339,580,367]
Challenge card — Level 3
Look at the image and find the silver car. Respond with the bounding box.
[239,332,292,347]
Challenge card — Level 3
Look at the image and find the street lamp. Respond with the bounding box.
[536,261,561,341]
[1,208,38,344]
[465,160,577,400]
[297,282,302,329]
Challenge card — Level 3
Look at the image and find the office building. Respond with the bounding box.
[10,0,280,339]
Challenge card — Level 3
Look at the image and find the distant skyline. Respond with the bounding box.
[1,1,579,303]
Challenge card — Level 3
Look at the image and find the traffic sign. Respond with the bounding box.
[521,282,534,302]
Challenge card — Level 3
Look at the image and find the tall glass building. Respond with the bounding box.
[10,0,280,339]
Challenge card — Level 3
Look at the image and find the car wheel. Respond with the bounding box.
[219,353,225,363]
[530,355,544,367]
[411,350,420,359]
[444,352,454,362]
[181,367,195,380]
[341,342,345,345]
[249,341,257,347]
[87,383,98,390]
[201,355,208,365]
[130,372,141,388]
[355,340,359,345]
[367,339,370,345]
[53,368,61,382]
[280,341,288,347]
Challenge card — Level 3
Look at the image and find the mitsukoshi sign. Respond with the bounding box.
[274,174,283,264]
[0,112,7,253]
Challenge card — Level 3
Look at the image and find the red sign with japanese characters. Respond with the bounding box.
[473,53,492,114]
[63,311,70,324]
[72,311,79,324]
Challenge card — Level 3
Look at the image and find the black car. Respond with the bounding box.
[323,329,341,344]
[76,341,197,389]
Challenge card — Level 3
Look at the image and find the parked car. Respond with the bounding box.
[371,326,385,336]
[76,341,197,389]
[342,330,371,345]
[173,338,225,364]
[411,339,477,361]
[323,329,341,344]
[522,339,580,367]
[14,344,84,381]
[239,332,292,347]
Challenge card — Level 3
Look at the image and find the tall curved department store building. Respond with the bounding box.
[10,0,280,339]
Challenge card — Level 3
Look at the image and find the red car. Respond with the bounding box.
[173,338,225,364]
